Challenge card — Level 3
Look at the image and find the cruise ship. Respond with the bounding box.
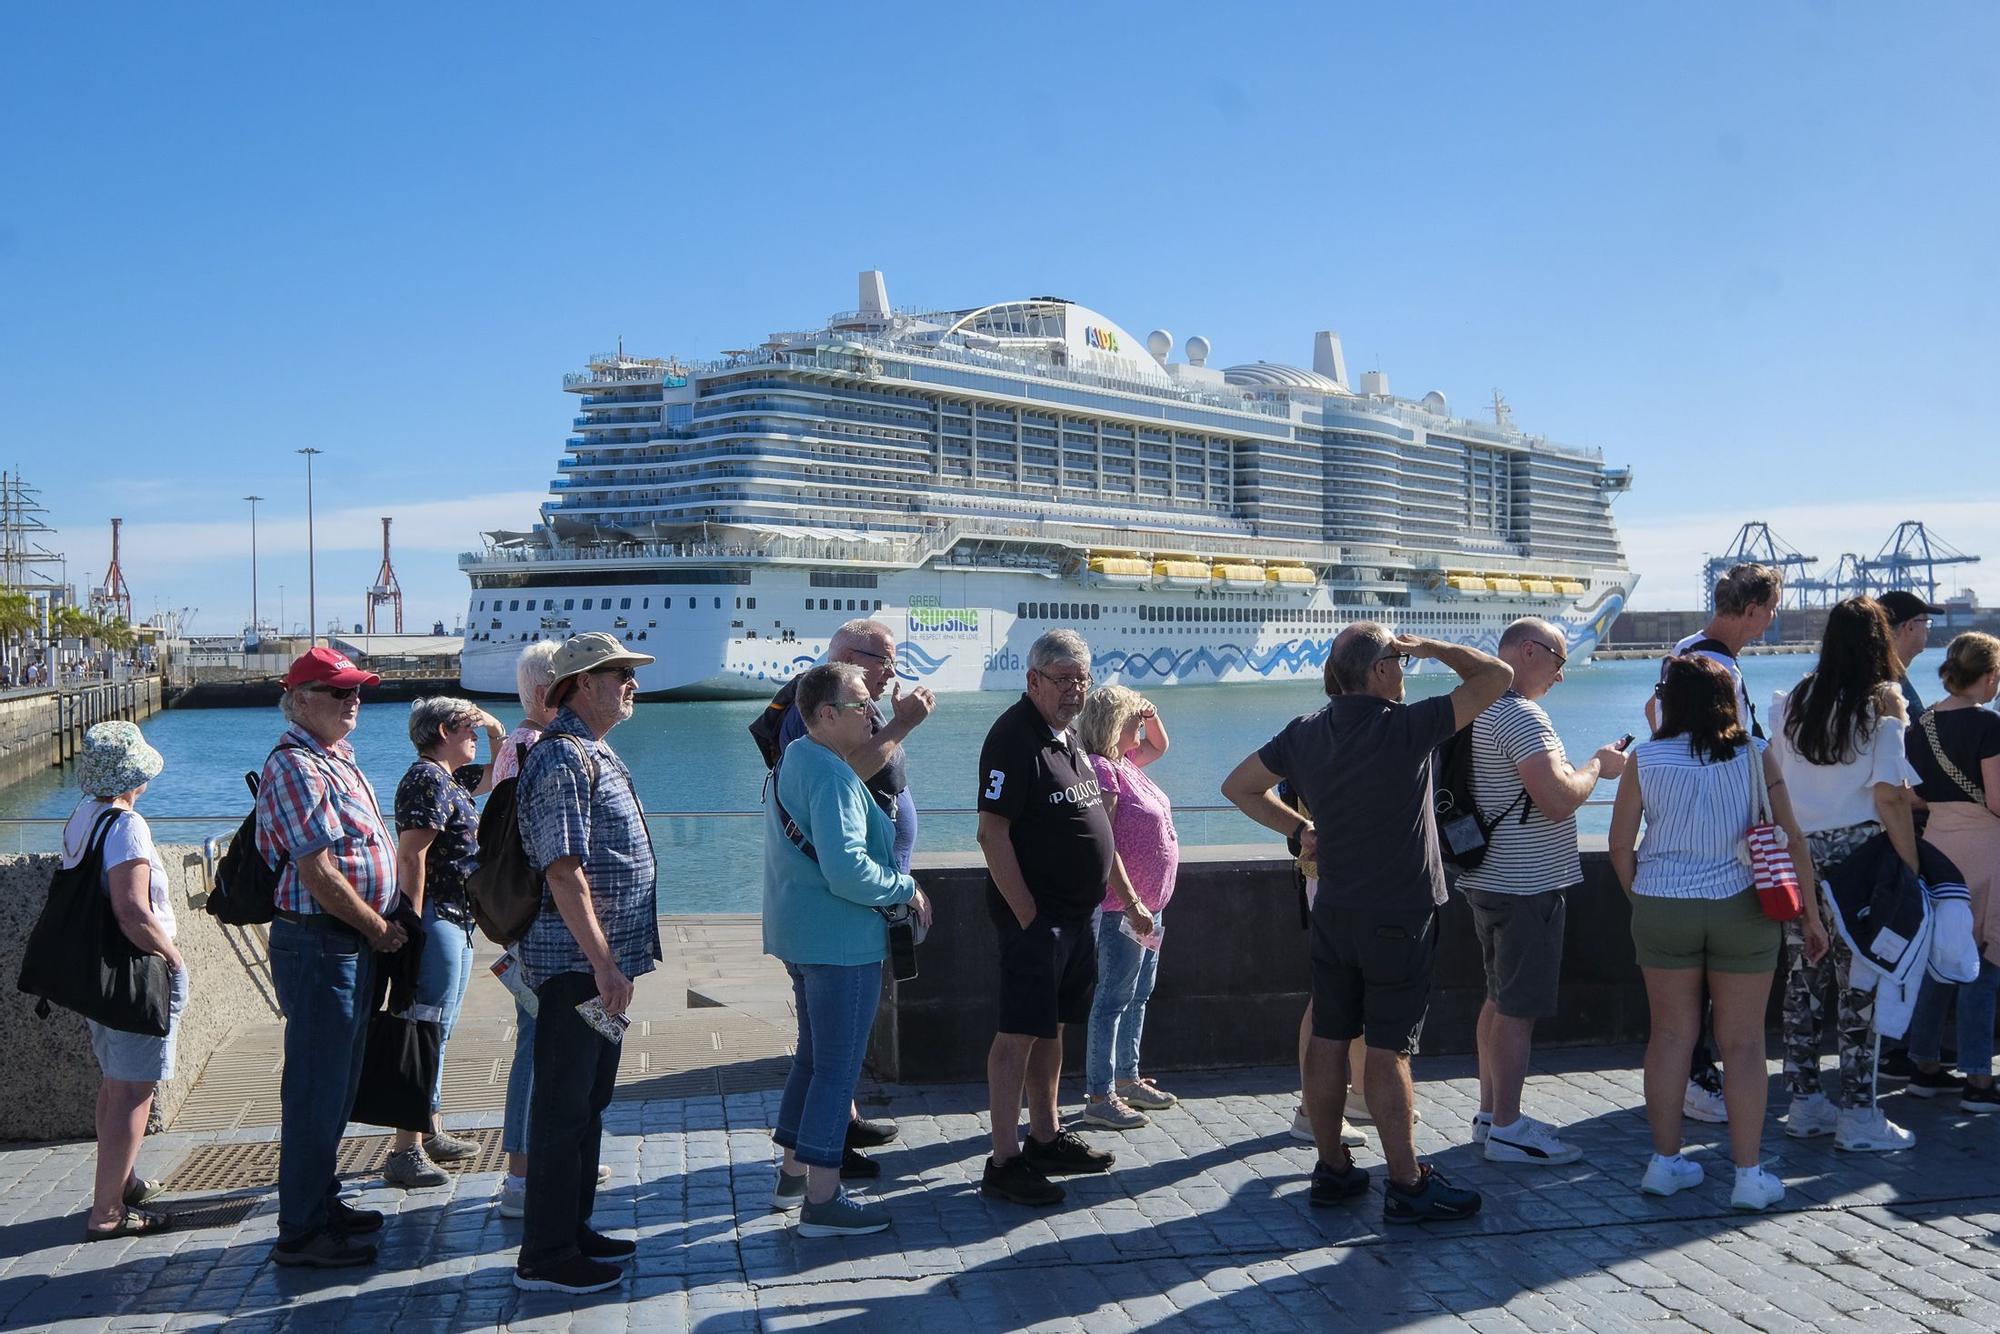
[459,271,1634,698]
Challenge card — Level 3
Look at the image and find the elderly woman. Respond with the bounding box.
[69,722,185,1239]
[381,695,504,1188]
[1610,655,1825,1211]
[492,640,567,1217]
[1072,685,1173,1129]
[764,662,931,1237]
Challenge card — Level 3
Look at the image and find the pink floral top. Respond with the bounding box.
[1088,752,1179,913]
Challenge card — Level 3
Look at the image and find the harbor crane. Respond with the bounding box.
[364,517,403,634]
[90,517,134,626]
[1702,522,1819,612]
[1858,521,1980,604]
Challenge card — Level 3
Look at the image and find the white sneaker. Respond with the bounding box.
[1290,1108,1366,1146]
[1835,1107,1916,1153]
[1471,1111,1492,1145]
[1638,1153,1705,1197]
[1784,1093,1838,1139]
[1345,1092,1419,1125]
[496,1174,526,1218]
[1730,1165,1786,1212]
[1683,1080,1729,1124]
[1483,1116,1583,1166]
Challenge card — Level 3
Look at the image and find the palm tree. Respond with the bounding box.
[99,617,136,653]
[0,592,36,683]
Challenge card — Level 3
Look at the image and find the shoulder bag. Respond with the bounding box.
[16,807,173,1036]
[1742,742,1804,922]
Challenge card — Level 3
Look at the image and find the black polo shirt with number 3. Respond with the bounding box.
[977,694,1116,926]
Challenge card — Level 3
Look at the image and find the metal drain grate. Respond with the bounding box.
[158,1194,267,1232]
[162,1126,508,1193]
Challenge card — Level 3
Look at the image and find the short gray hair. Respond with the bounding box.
[830,619,892,656]
[1715,563,1783,616]
[515,640,560,714]
[1029,628,1090,673]
[279,688,307,725]
[1498,617,1561,652]
[408,695,480,753]
[1328,622,1392,695]
[796,661,865,723]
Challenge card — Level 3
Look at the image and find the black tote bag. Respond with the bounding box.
[16,807,173,1037]
[350,1009,443,1133]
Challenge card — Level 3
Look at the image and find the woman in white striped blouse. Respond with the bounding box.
[1610,654,1827,1212]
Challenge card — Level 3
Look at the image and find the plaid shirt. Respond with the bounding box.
[516,708,660,982]
[254,724,398,916]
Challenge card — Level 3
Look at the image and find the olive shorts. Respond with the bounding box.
[1628,888,1780,973]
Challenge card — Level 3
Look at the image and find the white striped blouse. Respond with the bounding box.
[1631,735,1764,901]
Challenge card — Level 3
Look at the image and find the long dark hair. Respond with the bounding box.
[1782,597,1897,766]
[1654,654,1749,763]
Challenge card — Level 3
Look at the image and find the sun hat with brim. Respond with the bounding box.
[78,721,164,799]
[282,646,382,690]
[547,632,655,707]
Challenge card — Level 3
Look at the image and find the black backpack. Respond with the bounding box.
[466,734,596,947]
[207,741,306,926]
[1433,724,1529,871]
[748,677,801,770]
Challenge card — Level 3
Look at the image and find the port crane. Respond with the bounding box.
[364,517,403,634]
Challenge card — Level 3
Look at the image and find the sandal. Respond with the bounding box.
[123,1176,166,1208]
[85,1206,172,1241]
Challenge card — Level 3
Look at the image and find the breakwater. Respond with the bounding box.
[0,678,162,794]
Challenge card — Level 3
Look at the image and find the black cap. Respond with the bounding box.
[1877,589,1944,625]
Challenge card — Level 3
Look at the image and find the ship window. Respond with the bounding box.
[643,599,650,609]
[873,600,881,610]
[509,600,520,611]
[748,597,757,610]
[544,599,555,610]
[582,599,593,610]
[564,599,575,610]
[715,597,723,609]
[621,598,632,610]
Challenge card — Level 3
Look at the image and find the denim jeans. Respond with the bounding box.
[1910,960,2000,1078]
[772,962,879,1169]
[411,905,477,1113]
[269,916,378,1243]
[1086,908,1161,1096]
[521,969,623,1269]
[502,995,535,1156]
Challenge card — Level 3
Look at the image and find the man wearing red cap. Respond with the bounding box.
[258,648,407,1269]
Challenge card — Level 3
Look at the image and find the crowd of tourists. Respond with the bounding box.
[54,572,2000,1292]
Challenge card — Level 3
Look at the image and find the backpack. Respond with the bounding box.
[1432,724,1529,871]
[748,677,802,770]
[465,733,597,947]
[207,741,307,925]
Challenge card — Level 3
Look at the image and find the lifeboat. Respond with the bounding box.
[1266,565,1315,588]
[1554,580,1586,596]
[1446,575,1488,594]
[1153,560,1212,589]
[1487,577,1524,594]
[1521,578,1556,595]
[1211,562,1265,591]
[1089,556,1152,587]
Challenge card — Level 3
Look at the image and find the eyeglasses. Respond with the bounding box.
[1034,668,1092,691]
[588,664,638,682]
[1376,652,1411,668]
[307,685,358,700]
[1530,640,1568,667]
[826,699,872,713]
[847,645,893,664]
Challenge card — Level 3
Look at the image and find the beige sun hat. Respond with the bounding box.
[546,632,656,707]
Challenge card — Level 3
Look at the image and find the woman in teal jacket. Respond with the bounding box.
[764,662,932,1237]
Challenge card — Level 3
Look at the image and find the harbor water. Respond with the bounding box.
[0,656,1838,915]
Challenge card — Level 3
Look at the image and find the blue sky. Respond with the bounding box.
[2,2,1994,633]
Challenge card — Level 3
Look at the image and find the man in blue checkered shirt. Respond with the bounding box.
[512,632,660,1295]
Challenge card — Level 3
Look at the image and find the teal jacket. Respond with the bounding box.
[762,733,917,966]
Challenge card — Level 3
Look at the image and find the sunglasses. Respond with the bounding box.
[306,685,358,700]
[588,664,638,682]
[1376,652,1411,668]
[1530,640,1568,667]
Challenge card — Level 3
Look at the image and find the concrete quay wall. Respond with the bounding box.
[0,678,162,790]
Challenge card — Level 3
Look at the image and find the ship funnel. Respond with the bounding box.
[1312,331,1348,388]
[858,270,890,317]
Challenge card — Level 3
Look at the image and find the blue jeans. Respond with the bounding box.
[270,917,378,1243]
[773,962,879,1169]
[1086,908,1161,1096]
[1910,960,2000,1078]
[411,905,476,1113]
[502,996,535,1156]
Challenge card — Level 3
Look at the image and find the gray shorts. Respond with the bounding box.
[1464,886,1569,1019]
[87,966,187,1083]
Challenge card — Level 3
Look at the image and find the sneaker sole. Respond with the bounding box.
[1639,1172,1704,1197]
[1078,1116,1147,1130]
[513,1273,622,1294]
[980,1182,1066,1206]
[1383,1201,1483,1224]
[1482,1140,1583,1166]
[770,1194,806,1212]
[496,1201,525,1219]
[1730,1195,1783,1212]
[1022,1158,1115,1177]
[271,1248,376,1269]
[1904,1085,1957,1100]
[797,1219,891,1238]
[1682,1108,1729,1124]
[1309,1180,1370,1207]
[384,1174,450,1189]
[1784,1122,1834,1139]
[1835,1138,1915,1153]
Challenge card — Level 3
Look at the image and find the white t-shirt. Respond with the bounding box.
[1767,689,1920,834]
[61,800,175,940]
[1458,691,1584,895]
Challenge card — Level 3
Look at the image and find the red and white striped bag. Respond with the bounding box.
[1743,740,1803,922]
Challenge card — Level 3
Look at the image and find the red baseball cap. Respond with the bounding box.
[282,647,382,690]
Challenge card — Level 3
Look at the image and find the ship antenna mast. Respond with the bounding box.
[1491,389,1514,430]
[365,516,404,634]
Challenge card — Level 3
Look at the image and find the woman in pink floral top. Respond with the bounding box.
[1075,685,1180,1129]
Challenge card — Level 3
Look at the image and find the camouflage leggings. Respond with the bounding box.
[1781,822,1882,1106]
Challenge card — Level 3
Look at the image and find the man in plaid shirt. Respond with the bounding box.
[256,648,407,1270]
[512,632,660,1295]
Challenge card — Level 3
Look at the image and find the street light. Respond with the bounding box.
[243,494,263,644]
[296,449,322,647]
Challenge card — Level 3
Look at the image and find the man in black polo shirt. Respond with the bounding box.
[977,628,1153,1206]
[1223,623,1511,1224]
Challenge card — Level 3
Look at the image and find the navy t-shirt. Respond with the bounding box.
[977,694,1116,923]
[1258,693,1460,912]
[1906,707,2000,805]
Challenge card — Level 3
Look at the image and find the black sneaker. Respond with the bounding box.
[1878,1049,1919,1082]
[980,1154,1065,1206]
[1383,1165,1483,1225]
[847,1117,899,1149]
[840,1146,880,1180]
[515,1254,623,1294]
[1962,1084,2000,1113]
[328,1196,384,1235]
[1908,1067,1967,1099]
[577,1227,637,1263]
[1021,1129,1114,1176]
[271,1229,378,1268]
[1309,1156,1370,1207]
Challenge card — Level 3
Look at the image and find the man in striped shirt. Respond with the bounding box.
[1462,619,1629,1167]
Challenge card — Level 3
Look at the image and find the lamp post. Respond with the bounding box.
[243,494,263,644]
[296,449,322,647]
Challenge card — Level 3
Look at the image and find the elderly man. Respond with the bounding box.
[259,647,406,1269]
[1879,590,1941,717]
[766,618,935,1173]
[1458,618,1628,1165]
[1223,624,1510,1224]
[513,632,660,1295]
[977,628,1150,1207]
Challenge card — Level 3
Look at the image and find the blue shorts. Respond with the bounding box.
[87,966,188,1083]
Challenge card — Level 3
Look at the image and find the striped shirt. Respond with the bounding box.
[1631,735,1763,900]
[1457,692,1583,896]
[254,724,398,916]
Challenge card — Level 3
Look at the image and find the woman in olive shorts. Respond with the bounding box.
[1609,654,1829,1212]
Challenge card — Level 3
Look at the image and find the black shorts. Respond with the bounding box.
[994,912,1097,1040]
[1309,903,1439,1056]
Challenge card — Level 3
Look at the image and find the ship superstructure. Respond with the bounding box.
[460,272,1634,697]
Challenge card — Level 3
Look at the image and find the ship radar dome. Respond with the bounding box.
[1421,390,1448,415]
[1185,335,1211,367]
[1146,329,1173,363]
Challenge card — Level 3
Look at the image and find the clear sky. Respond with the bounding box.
[2,2,1994,634]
